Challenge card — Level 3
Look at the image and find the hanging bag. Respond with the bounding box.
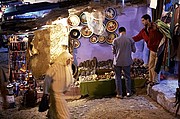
[38,94,49,112]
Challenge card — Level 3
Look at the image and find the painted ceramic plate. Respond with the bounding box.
[74,39,81,48]
[67,15,80,27]
[89,35,98,44]
[106,33,118,45]
[106,20,118,32]
[105,7,117,20]
[98,36,106,43]
[70,29,81,39]
[79,12,87,25]
[81,25,93,38]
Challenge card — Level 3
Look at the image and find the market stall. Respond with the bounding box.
[0,0,178,105]
[27,3,151,97]
[77,57,148,97]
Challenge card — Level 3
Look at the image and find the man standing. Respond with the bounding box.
[132,14,163,86]
[112,27,136,99]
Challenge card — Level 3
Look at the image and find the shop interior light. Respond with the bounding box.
[52,17,68,26]
[122,0,125,6]
[1,5,6,12]
[0,11,2,19]
[6,16,14,20]
[14,9,51,19]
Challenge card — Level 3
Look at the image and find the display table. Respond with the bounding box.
[80,79,116,97]
[80,78,147,97]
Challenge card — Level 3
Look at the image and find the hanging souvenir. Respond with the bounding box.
[106,33,118,45]
[69,29,81,39]
[89,35,98,44]
[73,39,81,48]
[105,7,117,20]
[84,11,105,35]
[79,12,87,25]
[67,15,80,27]
[98,36,106,44]
[106,20,118,32]
[80,25,93,38]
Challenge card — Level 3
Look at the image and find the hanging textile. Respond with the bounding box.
[151,0,164,22]
[150,0,157,9]
[165,0,172,11]
[170,3,180,59]
[154,19,172,73]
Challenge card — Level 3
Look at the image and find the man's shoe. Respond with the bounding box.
[116,95,123,99]
[126,93,131,97]
[150,82,159,86]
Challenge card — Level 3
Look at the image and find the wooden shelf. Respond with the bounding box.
[9,50,26,52]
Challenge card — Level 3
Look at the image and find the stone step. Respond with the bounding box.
[148,79,179,116]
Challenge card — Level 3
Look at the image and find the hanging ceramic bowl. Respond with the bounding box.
[106,33,118,45]
[105,7,117,20]
[96,24,106,36]
[73,39,81,48]
[70,29,81,39]
[89,35,98,44]
[79,12,87,25]
[67,15,80,27]
[106,20,118,32]
[81,25,93,38]
[98,36,106,43]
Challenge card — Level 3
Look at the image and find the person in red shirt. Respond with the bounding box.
[133,14,163,86]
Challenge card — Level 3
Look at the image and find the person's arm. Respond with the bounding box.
[112,40,116,54]
[66,55,73,66]
[43,75,51,95]
[132,30,144,42]
[131,40,136,53]
[66,57,74,65]
[43,67,54,94]
[66,59,71,65]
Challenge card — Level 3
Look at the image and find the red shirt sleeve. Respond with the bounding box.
[132,30,144,42]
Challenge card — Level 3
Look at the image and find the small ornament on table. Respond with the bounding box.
[20,63,26,73]
[6,83,14,95]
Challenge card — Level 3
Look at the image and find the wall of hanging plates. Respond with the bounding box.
[67,5,151,66]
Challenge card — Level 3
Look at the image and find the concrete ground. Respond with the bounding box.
[0,75,179,119]
[0,95,177,119]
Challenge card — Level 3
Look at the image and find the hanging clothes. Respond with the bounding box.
[170,3,180,59]
[151,0,164,22]
[154,19,172,73]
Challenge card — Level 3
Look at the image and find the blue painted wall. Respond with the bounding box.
[73,5,151,65]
